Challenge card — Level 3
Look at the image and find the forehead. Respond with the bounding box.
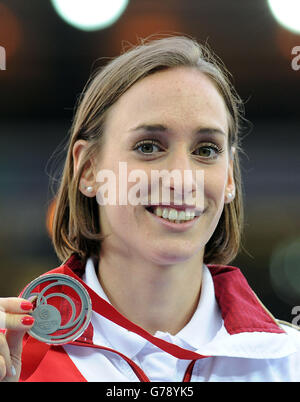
[105,66,229,136]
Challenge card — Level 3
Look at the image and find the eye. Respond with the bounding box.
[193,143,223,159]
[133,140,163,155]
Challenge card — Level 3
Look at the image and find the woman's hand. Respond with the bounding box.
[0,297,35,382]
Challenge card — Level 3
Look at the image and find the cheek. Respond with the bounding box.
[204,167,228,203]
[102,204,130,224]
[100,203,144,235]
[121,164,153,206]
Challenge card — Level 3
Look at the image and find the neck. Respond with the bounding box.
[97,246,203,336]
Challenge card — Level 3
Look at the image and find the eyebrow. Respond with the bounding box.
[129,124,226,137]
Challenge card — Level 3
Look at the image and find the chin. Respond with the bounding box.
[146,243,202,266]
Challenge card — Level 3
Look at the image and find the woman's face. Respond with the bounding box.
[89,66,235,265]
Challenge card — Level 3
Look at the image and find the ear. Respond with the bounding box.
[224,146,236,204]
[73,139,96,197]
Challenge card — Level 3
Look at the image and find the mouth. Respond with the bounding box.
[144,205,202,227]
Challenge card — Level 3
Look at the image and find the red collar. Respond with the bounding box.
[29,253,283,358]
[57,253,283,342]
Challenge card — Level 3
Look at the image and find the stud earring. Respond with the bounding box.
[85,186,93,193]
[227,191,235,201]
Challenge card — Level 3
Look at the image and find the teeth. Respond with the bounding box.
[178,210,186,220]
[168,209,178,221]
[162,208,170,219]
[152,207,196,223]
[155,206,163,217]
[184,210,195,220]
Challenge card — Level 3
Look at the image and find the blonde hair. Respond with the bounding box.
[51,35,245,265]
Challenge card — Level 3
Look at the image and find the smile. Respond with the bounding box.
[145,205,202,230]
[146,206,199,222]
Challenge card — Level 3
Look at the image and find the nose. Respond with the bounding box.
[158,147,204,208]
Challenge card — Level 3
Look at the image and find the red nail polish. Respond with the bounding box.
[20,301,33,311]
[21,316,35,326]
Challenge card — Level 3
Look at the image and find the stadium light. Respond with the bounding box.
[51,0,129,31]
[267,0,300,35]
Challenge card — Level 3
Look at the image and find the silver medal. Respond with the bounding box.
[22,273,92,345]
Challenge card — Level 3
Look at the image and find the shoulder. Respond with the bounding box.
[278,320,300,343]
[268,320,300,381]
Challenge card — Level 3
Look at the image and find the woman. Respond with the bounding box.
[1,35,300,382]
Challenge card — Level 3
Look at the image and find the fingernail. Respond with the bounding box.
[21,316,35,326]
[11,365,16,376]
[20,301,33,311]
[28,295,38,303]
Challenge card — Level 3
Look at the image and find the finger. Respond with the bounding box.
[0,298,34,330]
[0,355,7,381]
[0,298,35,381]
[5,313,35,359]
[2,313,35,378]
[0,333,13,378]
[4,313,35,331]
[0,297,33,315]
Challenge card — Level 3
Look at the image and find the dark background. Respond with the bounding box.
[0,0,299,323]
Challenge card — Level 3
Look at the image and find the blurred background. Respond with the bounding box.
[0,0,299,323]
